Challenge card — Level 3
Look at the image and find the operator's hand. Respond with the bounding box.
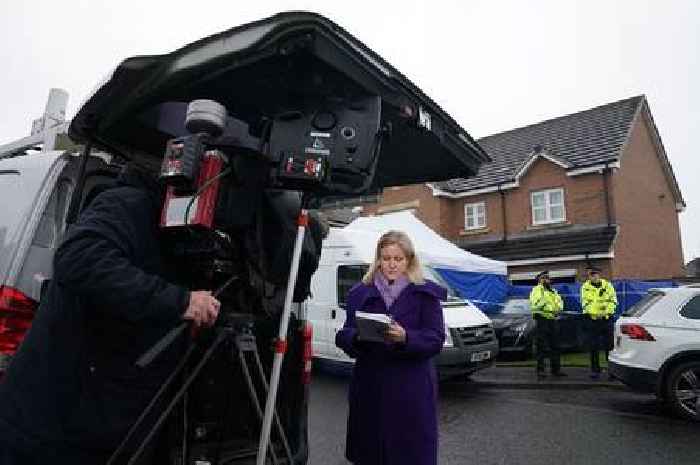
[385,321,407,344]
[184,291,221,327]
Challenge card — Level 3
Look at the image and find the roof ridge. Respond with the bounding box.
[477,95,645,142]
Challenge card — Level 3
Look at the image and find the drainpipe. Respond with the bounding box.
[499,184,507,241]
[602,163,612,227]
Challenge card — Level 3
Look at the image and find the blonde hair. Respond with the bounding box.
[362,230,424,285]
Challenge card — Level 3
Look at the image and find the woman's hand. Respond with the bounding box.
[384,321,406,343]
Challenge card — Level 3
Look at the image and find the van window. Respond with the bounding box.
[337,265,368,308]
[680,295,700,320]
[32,178,73,248]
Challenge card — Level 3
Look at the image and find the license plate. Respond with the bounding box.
[471,351,491,362]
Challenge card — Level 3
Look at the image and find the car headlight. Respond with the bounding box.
[444,325,454,347]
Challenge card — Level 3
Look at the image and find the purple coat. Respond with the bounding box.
[335,279,446,465]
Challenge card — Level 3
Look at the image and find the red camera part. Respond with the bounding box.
[160,151,225,229]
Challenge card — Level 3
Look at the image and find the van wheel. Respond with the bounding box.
[664,360,700,422]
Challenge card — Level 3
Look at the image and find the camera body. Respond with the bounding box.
[268,96,382,193]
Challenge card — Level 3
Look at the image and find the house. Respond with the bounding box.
[358,96,685,282]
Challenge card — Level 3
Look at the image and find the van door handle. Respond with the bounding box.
[331,309,337,319]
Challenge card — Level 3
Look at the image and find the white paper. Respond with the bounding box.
[356,311,392,324]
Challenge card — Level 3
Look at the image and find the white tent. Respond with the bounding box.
[329,210,506,275]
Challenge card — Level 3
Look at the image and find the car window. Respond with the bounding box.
[337,265,368,308]
[680,295,700,320]
[32,178,73,248]
[622,291,664,317]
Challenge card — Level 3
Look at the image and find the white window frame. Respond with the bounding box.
[531,188,566,225]
[464,201,487,230]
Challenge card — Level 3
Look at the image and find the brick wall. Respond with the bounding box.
[361,184,449,235]
[611,113,685,279]
[440,158,609,242]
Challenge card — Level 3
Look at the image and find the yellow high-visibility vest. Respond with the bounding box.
[581,278,617,319]
[529,284,563,319]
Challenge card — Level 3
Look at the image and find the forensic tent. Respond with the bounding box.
[337,211,509,311]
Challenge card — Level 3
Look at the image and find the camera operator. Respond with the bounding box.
[0,163,221,464]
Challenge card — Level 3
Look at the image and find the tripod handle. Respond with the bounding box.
[136,322,188,368]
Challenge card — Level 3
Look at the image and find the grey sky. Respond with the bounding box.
[1,0,698,261]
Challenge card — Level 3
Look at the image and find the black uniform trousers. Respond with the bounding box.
[586,318,614,373]
[534,315,561,374]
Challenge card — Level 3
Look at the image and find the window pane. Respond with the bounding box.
[466,205,474,216]
[534,208,546,223]
[532,193,545,207]
[467,217,475,228]
[477,204,485,215]
[549,190,563,205]
[680,296,700,320]
[550,205,564,221]
[337,265,369,307]
[477,214,485,227]
[33,180,72,248]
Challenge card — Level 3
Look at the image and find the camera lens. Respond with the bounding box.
[341,126,356,140]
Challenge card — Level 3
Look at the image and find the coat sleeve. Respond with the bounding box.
[606,281,618,315]
[393,293,445,360]
[335,308,360,359]
[530,287,545,312]
[335,285,364,359]
[53,189,189,325]
[581,284,592,314]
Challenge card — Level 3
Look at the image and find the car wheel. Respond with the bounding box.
[664,360,700,422]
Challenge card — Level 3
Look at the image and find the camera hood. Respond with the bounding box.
[70,11,489,189]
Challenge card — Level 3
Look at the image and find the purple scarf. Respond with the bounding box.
[373,272,410,310]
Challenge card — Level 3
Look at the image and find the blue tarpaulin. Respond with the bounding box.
[434,270,678,317]
[434,269,510,313]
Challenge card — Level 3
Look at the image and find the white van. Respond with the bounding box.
[306,228,498,379]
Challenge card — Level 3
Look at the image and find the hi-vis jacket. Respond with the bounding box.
[581,279,617,319]
[529,284,564,319]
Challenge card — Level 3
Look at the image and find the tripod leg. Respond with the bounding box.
[251,345,294,463]
[107,342,197,465]
[235,340,280,465]
[257,208,308,465]
[126,330,227,465]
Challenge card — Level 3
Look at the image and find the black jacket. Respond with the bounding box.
[0,169,189,463]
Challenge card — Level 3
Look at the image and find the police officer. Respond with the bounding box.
[529,271,566,379]
[581,266,617,379]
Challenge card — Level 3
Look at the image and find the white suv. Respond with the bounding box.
[609,286,700,422]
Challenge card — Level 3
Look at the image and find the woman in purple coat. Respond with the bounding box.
[336,230,446,465]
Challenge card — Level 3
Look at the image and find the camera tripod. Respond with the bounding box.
[107,313,293,465]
